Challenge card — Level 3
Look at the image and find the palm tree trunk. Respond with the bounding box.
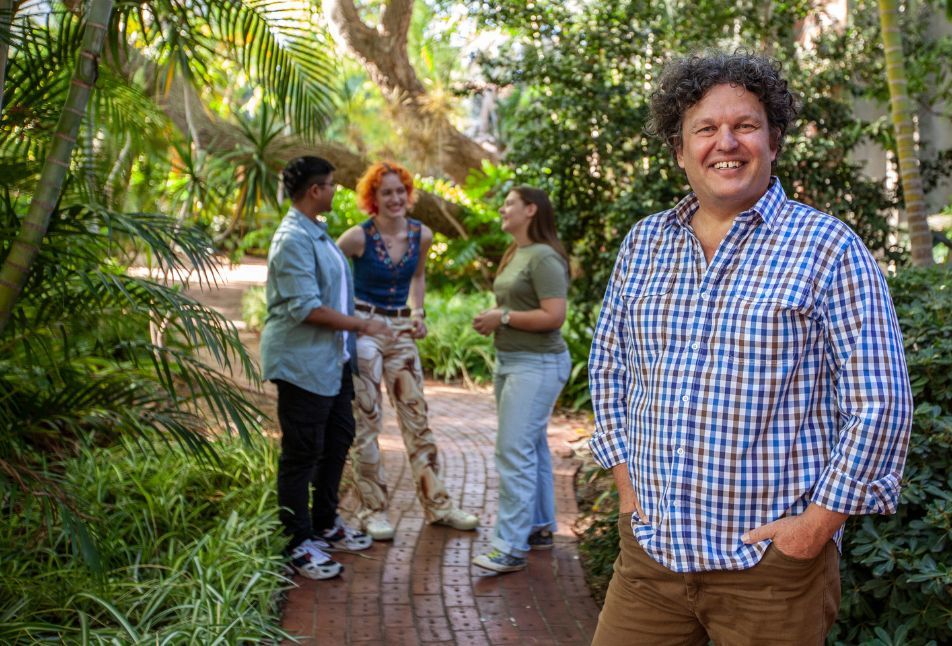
[878,0,934,267]
[0,0,115,333]
[0,0,13,118]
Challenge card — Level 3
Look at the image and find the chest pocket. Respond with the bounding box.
[709,276,817,417]
[621,265,677,364]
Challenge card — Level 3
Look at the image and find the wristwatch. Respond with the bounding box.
[500,307,511,326]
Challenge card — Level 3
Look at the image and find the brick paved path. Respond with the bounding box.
[281,382,600,645]
[186,259,601,645]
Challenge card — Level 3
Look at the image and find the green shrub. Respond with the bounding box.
[575,267,952,644]
[242,285,268,333]
[831,267,952,645]
[417,289,496,385]
[0,435,289,643]
[561,307,596,411]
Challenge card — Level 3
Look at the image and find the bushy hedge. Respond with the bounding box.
[831,267,952,645]
[576,267,952,644]
[0,436,289,643]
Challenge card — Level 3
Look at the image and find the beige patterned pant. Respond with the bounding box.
[350,310,454,523]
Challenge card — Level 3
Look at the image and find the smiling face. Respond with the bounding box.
[676,83,778,219]
[499,191,536,238]
[374,172,409,220]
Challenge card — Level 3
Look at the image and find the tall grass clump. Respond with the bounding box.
[0,435,289,643]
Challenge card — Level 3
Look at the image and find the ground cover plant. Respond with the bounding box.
[0,435,288,643]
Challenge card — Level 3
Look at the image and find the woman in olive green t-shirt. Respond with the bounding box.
[471,186,572,573]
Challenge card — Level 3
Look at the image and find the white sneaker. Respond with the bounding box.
[290,539,342,580]
[315,515,373,551]
[432,507,479,531]
[364,512,395,541]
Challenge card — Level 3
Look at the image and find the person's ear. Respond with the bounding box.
[525,203,538,218]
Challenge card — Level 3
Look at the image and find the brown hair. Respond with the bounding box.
[497,186,570,275]
[355,161,416,215]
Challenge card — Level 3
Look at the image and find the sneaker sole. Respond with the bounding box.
[366,528,395,541]
[295,562,343,580]
[324,541,373,552]
[472,556,526,573]
[530,543,554,551]
[432,518,479,531]
[313,536,374,552]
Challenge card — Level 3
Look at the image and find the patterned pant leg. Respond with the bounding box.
[349,317,390,521]
[383,319,454,522]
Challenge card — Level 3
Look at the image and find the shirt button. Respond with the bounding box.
[681,395,689,403]
[676,447,685,456]
[691,342,700,350]
[699,291,709,300]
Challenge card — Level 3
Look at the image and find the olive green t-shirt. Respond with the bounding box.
[493,243,569,353]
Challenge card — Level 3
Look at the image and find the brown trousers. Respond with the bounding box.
[592,514,841,646]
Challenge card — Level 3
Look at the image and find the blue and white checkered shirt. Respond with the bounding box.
[589,178,913,572]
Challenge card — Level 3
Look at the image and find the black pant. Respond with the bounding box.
[275,367,355,550]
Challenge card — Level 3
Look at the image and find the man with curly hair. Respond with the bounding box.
[588,51,913,644]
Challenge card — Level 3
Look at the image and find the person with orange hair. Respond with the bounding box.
[337,161,479,540]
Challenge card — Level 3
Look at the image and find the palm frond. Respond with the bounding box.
[111,0,338,139]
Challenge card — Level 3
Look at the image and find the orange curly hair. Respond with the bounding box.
[355,161,416,215]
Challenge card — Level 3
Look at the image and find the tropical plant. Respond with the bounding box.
[0,0,114,333]
[415,288,495,385]
[0,0,349,557]
[830,266,952,645]
[0,434,288,642]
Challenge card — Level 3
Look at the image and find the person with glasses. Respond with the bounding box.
[336,161,479,540]
[261,156,387,580]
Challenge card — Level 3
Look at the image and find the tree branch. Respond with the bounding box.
[322,0,497,184]
[109,46,468,237]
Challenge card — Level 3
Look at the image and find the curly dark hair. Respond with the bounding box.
[647,50,800,158]
[281,156,335,201]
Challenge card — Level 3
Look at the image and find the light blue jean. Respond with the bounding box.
[491,349,572,557]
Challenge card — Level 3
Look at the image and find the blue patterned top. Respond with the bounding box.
[588,178,913,573]
[352,218,421,308]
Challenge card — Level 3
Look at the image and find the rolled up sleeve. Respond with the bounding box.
[588,230,635,470]
[270,233,324,324]
[812,238,913,515]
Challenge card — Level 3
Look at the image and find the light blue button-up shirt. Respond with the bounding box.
[589,179,913,572]
[260,208,357,396]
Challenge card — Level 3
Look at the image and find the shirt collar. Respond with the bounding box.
[289,206,330,237]
[668,177,788,233]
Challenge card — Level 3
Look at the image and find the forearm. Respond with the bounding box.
[612,463,636,507]
[505,308,564,332]
[408,273,425,312]
[303,305,366,333]
[801,503,849,538]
